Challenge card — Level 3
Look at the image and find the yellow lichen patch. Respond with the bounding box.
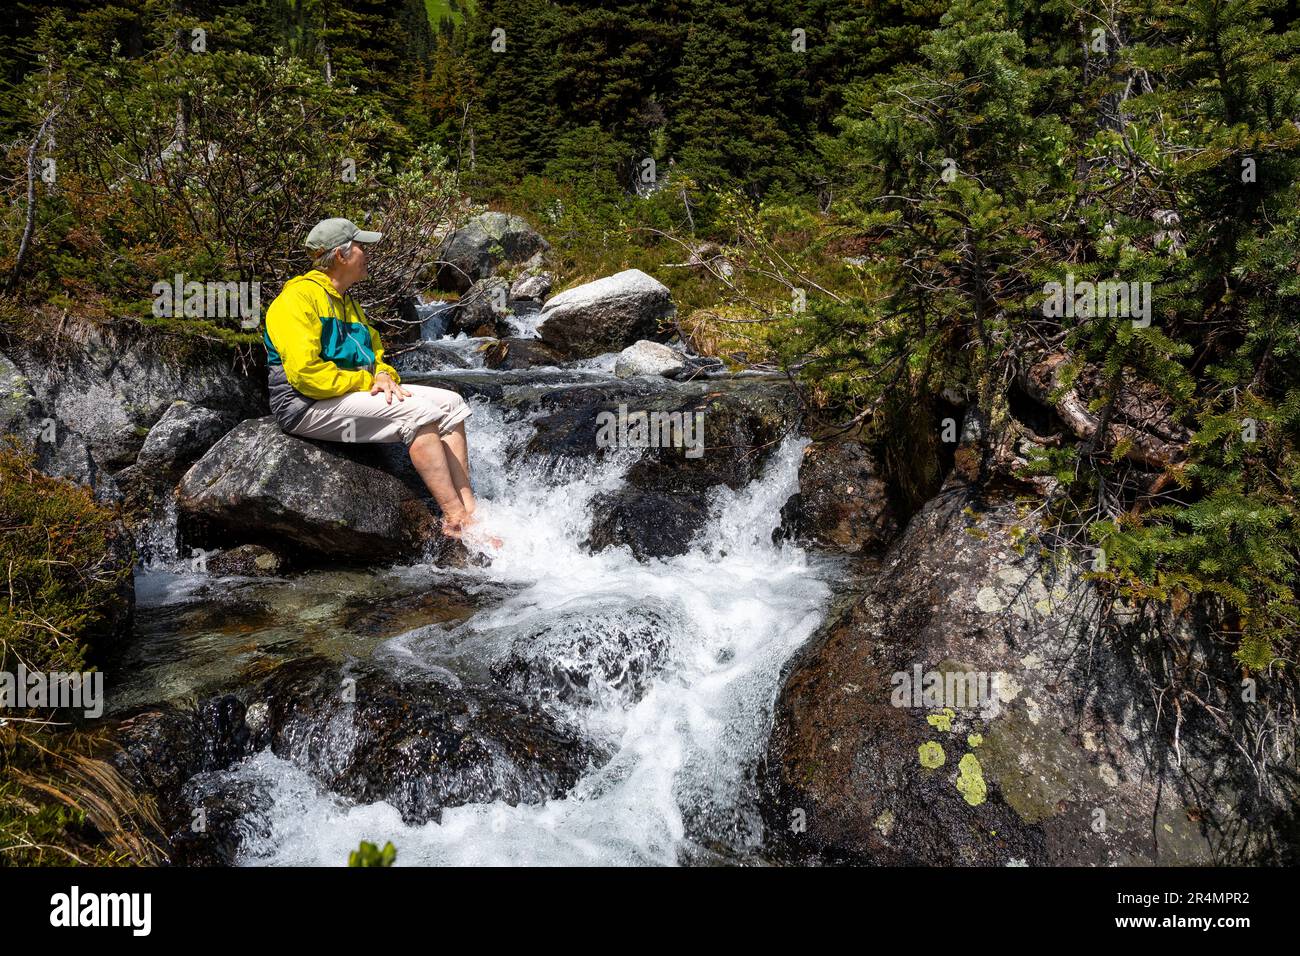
[956,752,987,806]
[918,741,946,769]
[926,708,956,732]
[967,733,983,747]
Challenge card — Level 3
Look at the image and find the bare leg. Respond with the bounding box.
[409,422,469,536]
[441,421,477,515]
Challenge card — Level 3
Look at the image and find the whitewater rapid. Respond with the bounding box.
[189,395,833,865]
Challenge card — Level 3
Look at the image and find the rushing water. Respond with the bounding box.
[128,370,834,866]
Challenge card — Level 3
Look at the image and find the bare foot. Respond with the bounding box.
[441,511,471,539]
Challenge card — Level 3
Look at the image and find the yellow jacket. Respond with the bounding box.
[263,270,400,400]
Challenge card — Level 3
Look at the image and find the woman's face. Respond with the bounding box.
[344,241,369,282]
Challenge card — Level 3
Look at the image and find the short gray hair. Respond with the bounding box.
[313,240,353,271]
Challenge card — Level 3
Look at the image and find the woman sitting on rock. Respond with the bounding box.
[263,217,480,539]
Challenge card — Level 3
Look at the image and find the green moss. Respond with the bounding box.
[0,443,154,866]
[967,732,984,747]
[0,442,131,674]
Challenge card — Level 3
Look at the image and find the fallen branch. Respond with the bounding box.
[1021,353,1188,470]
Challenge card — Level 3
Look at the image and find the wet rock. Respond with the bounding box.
[451,277,514,338]
[177,417,439,563]
[108,695,254,804]
[510,271,553,302]
[762,490,1297,865]
[778,437,899,556]
[255,658,594,825]
[389,340,475,375]
[208,543,285,577]
[174,772,275,866]
[585,489,711,560]
[435,212,549,294]
[484,337,565,371]
[490,602,680,709]
[614,340,686,379]
[538,269,676,359]
[519,378,799,560]
[105,656,597,858]
[411,373,800,561]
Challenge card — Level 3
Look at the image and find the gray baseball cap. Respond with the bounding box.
[305,217,382,252]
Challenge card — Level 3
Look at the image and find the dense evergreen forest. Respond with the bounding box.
[1,0,1298,868]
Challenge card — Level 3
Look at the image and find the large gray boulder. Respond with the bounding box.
[177,417,439,562]
[7,330,264,473]
[762,486,1297,865]
[538,269,676,359]
[1,350,111,495]
[435,212,549,293]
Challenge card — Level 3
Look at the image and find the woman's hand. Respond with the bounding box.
[370,372,410,405]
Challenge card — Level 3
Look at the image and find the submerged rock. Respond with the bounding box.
[538,269,676,359]
[177,417,439,563]
[762,489,1298,865]
[435,211,549,293]
[483,337,565,371]
[490,601,682,709]
[106,656,595,862]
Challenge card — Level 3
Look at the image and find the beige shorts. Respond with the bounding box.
[288,383,473,446]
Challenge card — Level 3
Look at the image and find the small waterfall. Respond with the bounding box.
[134,492,182,570]
[220,396,832,866]
[417,299,457,341]
[504,299,544,338]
